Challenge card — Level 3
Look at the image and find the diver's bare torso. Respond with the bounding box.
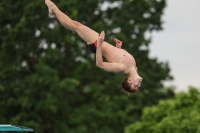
[74,24,136,73]
[101,41,136,73]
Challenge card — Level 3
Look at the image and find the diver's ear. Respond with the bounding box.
[127,78,132,83]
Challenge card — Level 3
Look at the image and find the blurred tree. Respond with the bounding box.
[0,0,174,133]
[125,87,200,133]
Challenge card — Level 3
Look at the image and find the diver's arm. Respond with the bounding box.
[96,32,125,73]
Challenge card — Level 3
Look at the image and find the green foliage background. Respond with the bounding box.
[125,87,200,133]
[0,0,175,133]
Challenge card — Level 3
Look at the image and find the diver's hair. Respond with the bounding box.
[121,77,138,96]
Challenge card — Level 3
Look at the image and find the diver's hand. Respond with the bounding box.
[97,31,105,46]
[114,38,122,48]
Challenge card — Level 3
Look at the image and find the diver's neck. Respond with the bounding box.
[127,66,139,79]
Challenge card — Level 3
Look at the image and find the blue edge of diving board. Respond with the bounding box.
[0,124,33,131]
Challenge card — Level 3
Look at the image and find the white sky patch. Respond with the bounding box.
[48,23,55,29]
[139,45,148,51]
[39,40,48,49]
[112,27,121,33]
[51,43,56,49]
[35,29,41,37]
[149,0,200,92]
[99,1,122,11]
[21,60,27,67]
[75,56,85,62]
[143,12,151,18]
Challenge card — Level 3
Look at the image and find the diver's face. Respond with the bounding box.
[128,77,143,91]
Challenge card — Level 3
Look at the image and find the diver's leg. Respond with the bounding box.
[45,0,99,44]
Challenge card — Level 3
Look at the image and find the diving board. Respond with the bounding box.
[0,124,33,131]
